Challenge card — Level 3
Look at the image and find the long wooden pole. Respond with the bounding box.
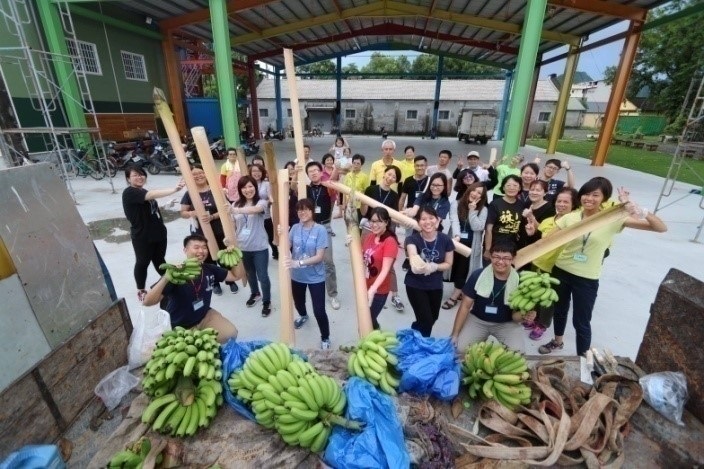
[277,169,295,345]
[513,204,629,269]
[322,180,472,258]
[191,126,245,282]
[263,142,280,245]
[153,88,218,257]
[347,223,373,338]
[282,48,307,197]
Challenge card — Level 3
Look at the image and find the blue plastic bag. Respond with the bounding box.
[394,329,460,401]
[220,338,270,420]
[324,378,409,469]
[0,445,65,469]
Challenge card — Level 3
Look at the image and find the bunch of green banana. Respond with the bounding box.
[228,343,361,453]
[217,246,243,268]
[159,258,202,285]
[508,271,560,313]
[141,377,223,437]
[462,341,531,410]
[345,330,400,396]
[142,326,221,398]
[106,437,162,468]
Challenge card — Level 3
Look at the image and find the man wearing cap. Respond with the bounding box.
[454,151,489,182]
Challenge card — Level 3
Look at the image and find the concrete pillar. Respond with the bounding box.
[431,56,444,137]
[335,56,342,135]
[209,0,239,146]
[547,44,580,154]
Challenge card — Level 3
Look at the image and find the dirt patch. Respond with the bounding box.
[87,211,182,243]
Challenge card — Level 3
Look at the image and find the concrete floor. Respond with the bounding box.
[73,135,703,359]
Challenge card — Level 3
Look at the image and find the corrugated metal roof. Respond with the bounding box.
[257,78,561,101]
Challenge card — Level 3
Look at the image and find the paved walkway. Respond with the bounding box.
[74,136,703,359]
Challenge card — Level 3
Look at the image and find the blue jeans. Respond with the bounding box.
[242,249,271,302]
[292,280,329,341]
[370,293,389,330]
[552,266,599,356]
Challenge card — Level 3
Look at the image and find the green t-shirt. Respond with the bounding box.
[554,210,624,280]
[493,165,520,196]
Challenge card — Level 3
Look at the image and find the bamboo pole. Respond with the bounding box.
[322,180,472,258]
[263,142,280,245]
[277,169,295,345]
[236,147,248,175]
[282,48,307,197]
[347,223,373,338]
[153,88,218,257]
[191,126,245,282]
[513,204,629,269]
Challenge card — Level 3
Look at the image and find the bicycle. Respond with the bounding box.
[60,147,105,180]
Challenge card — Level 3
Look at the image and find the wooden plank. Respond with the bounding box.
[513,204,629,269]
[263,142,280,245]
[346,224,373,338]
[282,48,307,197]
[87,113,157,142]
[277,169,295,346]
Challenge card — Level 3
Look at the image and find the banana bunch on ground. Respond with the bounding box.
[217,246,243,268]
[106,437,161,468]
[140,327,223,436]
[228,343,361,453]
[508,270,560,313]
[462,341,531,410]
[159,258,202,285]
[345,330,400,396]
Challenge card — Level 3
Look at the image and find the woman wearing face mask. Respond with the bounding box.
[537,177,667,356]
[404,206,455,337]
[248,163,277,260]
[444,182,488,309]
[230,176,271,317]
[484,175,523,260]
[359,207,398,330]
[518,163,540,206]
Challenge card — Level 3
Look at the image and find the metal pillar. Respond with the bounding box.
[497,70,513,140]
[35,0,88,145]
[520,60,541,147]
[502,0,547,157]
[248,59,260,140]
[274,67,283,133]
[160,31,187,135]
[335,56,342,135]
[431,56,444,137]
[592,20,643,166]
[209,0,239,146]
[547,45,580,154]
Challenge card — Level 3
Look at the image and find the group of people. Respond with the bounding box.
[122,135,667,356]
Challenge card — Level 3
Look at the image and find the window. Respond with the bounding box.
[538,112,551,123]
[120,51,148,81]
[345,109,356,119]
[438,110,450,120]
[259,108,269,117]
[66,39,101,75]
[287,109,292,117]
[406,110,418,120]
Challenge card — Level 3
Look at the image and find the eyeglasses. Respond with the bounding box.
[491,255,513,262]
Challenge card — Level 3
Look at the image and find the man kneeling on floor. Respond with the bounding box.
[449,243,535,352]
[143,234,238,343]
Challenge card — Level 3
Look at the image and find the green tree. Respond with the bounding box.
[409,54,502,78]
[360,52,411,76]
[615,0,704,119]
[342,63,360,74]
[296,60,336,78]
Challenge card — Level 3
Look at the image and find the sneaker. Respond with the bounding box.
[246,293,262,307]
[261,301,271,317]
[321,339,331,350]
[522,320,535,330]
[529,324,546,341]
[213,284,223,296]
[294,315,309,329]
[229,283,239,294]
[538,339,564,354]
[330,296,340,310]
[137,289,147,302]
[391,295,404,311]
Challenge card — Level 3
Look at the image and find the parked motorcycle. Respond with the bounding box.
[147,143,180,175]
[124,142,152,171]
[264,127,285,141]
[210,136,226,160]
[243,136,260,156]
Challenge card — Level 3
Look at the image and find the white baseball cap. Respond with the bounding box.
[467,151,480,159]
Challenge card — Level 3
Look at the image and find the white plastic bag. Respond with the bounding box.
[94,366,139,410]
[127,308,171,370]
[639,371,688,425]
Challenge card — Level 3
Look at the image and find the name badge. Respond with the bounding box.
[315,206,322,214]
[192,299,204,311]
[241,228,251,237]
[460,231,469,239]
[573,253,588,263]
[415,191,423,199]
[485,305,498,315]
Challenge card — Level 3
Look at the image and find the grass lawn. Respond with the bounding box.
[527,139,704,187]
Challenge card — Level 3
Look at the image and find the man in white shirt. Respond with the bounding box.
[426,149,453,196]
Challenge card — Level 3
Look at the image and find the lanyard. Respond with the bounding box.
[489,282,506,306]
[311,185,322,205]
[422,236,438,261]
[416,177,428,192]
[378,186,390,205]
[190,269,204,300]
[296,224,315,259]
[580,212,591,253]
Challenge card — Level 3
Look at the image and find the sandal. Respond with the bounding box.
[442,297,460,309]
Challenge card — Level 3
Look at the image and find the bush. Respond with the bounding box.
[634,127,644,140]
[663,115,687,136]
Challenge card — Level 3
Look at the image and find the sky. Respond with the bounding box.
[338,22,629,82]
